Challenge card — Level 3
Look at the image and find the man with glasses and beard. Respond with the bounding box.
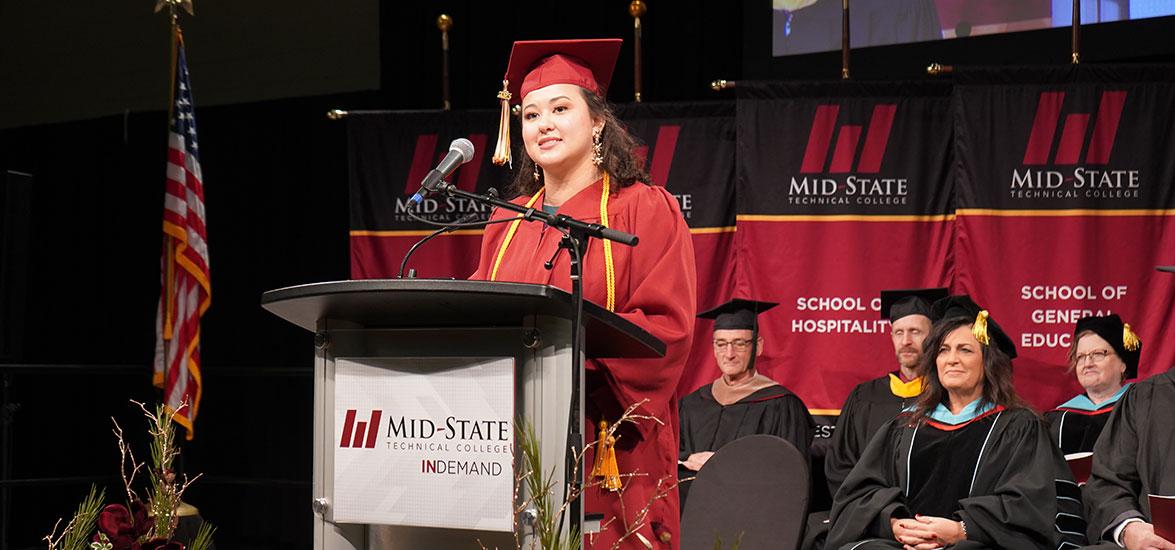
[677,298,814,506]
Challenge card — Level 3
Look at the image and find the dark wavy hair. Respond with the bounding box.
[510,87,650,198]
[909,316,1033,425]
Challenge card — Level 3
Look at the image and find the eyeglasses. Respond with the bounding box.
[713,339,754,351]
[1075,349,1113,365]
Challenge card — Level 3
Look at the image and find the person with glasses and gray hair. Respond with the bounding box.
[1044,314,1142,455]
[677,298,814,505]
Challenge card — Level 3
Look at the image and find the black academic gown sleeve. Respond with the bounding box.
[828,408,1075,550]
[765,392,816,462]
[827,416,911,547]
[825,382,871,498]
[1083,370,1175,543]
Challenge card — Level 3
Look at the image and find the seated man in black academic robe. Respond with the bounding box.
[1083,365,1175,549]
[677,298,814,505]
[824,287,947,497]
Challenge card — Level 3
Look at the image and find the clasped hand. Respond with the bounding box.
[679,451,714,472]
[890,514,965,550]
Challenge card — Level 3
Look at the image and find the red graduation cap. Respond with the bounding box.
[492,39,622,166]
[503,39,622,105]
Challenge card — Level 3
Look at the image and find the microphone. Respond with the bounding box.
[398,188,497,279]
[410,138,475,203]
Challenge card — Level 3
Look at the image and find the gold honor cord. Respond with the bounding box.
[488,176,617,313]
[489,188,543,281]
[599,173,616,312]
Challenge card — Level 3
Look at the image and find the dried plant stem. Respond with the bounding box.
[43,485,106,550]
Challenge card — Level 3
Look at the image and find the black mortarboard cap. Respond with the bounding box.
[880,287,949,321]
[698,299,779,330]
[930,295,1018,359]
[1074,314,1141,379]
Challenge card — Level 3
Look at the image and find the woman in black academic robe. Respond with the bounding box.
[1044,314,1141,455]
[827,297,1087,549]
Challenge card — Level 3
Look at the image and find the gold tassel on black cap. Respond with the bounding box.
[492,80,512,167]
[1123,323,1141,351]
[972,310,991,346]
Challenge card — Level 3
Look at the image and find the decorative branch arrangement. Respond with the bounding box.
[43,401,214,550]
[486,399,681,550]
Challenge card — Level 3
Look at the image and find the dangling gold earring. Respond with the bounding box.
[533,164,541,182]
[592,126,604,166]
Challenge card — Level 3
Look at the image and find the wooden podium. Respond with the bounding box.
[262,279,664,549]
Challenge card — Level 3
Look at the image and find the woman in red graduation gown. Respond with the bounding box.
[470,39,696,549]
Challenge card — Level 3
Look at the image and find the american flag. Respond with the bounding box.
[154,31,209,440]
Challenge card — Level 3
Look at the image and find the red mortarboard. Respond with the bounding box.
[492,38,622,166]
[502,39,622,105]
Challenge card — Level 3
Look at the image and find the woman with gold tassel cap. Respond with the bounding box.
[1044,314,1142,455]
[827,295,1088,549]
[470,39,696,549]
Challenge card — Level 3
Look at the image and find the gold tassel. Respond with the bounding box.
[492,80,512,167]
[592,420,622,491]
[972,310,991,346]
[1123,323,1141,351]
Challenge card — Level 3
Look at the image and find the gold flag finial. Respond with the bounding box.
[155,0,194,16]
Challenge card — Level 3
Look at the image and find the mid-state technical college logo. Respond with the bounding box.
[337,408,510,476]
[788,104,909,206]
[1010,90,1139,200]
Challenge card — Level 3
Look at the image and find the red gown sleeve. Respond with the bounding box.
[595,186,697,425]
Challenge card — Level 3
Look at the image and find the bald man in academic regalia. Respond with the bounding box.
[677,299,814,507]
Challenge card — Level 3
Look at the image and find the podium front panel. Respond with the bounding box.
[312,316,582,549]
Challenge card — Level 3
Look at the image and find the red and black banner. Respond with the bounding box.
[952,67,1175,411]
[733,81,954,419]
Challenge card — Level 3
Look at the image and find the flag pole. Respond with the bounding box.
[630,1,647,102]
[437,14,452,110]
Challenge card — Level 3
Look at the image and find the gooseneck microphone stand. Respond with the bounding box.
[420,178,638,540]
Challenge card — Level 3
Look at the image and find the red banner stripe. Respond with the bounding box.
[649,125,681,186]
[801,105,839,173]
[1085,91,1127,165]
[456,134,488,192]
[1055,113,1090,165]
[857,105,897,173]
[1023,92,1065,165]
[404,134,439,196]
[828,125,862,173]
